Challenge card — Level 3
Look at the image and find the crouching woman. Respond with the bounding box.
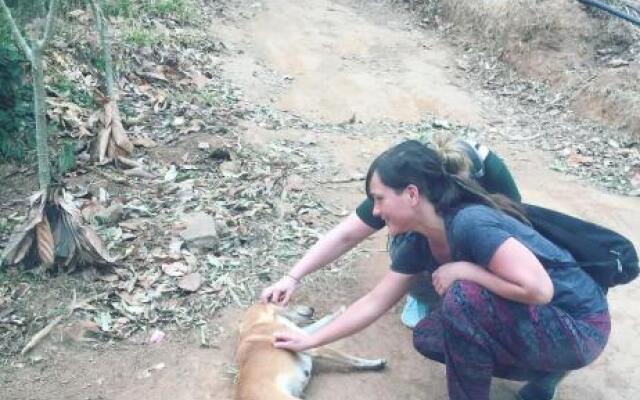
[272,140,610,400]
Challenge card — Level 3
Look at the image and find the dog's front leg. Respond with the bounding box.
[307,347,387,370]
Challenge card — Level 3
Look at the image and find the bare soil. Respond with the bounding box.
[1,0,639,399]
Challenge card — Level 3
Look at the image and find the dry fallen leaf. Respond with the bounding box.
[161,261,189,277]
[132,136,158,148]
[566,150,594,167]
[178,272,203,292]
[190,70,209,90]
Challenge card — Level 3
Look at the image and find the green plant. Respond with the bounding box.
[90,53,106,73]
[197,89,221,107]
[0,45,34,161]
[102,0,134,17]
[102,0,196,22]
[57,139,75,174]
[52,74,94,108]
[143,0,195,22]
[123,26,163,47]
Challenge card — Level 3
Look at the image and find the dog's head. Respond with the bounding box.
[239,303,315,335]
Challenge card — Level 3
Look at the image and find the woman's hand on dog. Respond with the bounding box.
[273,329,316,352]
[260,276,299,305]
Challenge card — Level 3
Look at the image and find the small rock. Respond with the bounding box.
[179,212,218,249]
[178,272,203,292]
[432,119,451,129]
[148,329,166,344]
[171,116,185,127]
[162,261,189,277]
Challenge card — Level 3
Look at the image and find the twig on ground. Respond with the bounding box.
[20,292,108,356]
[317,176,365,184]
[318,202,349,217]
[495,131,545,142]
[122,167,156,179]
[116,156,143,169]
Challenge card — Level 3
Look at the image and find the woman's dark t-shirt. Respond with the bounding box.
[390,205,607,318]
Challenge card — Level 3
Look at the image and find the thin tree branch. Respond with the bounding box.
[20,292,108,355]
[39,0,59,48]
[0,0,33,62]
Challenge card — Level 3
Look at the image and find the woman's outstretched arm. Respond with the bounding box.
[260,212,377,304]
[273,271,414,351]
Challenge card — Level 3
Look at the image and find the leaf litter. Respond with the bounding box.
[0,2,354,359]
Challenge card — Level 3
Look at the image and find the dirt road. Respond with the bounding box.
[2,0,638,399]
[224,1,640,399]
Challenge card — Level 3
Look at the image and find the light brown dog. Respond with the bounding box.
[234,303,386,400]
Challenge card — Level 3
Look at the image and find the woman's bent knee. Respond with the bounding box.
[441,281,484,318]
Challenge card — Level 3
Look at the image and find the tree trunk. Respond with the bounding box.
[99,0,115,98]
[91,0,115,98]
[31,46,51,189]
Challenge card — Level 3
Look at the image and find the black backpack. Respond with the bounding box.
[524,204,639,289]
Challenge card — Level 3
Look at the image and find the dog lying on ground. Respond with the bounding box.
[234,303,386,400]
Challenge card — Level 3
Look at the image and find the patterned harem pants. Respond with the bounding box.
[413,281,610,400]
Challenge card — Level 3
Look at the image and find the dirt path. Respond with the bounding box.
[224,1,640,399]
[2,1,639,399]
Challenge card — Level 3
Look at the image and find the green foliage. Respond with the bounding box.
[57,139,76,174]
[0,46,34,162]
[103,0,196,23]
[102,0,135,17]
[143,0,192,18]
[90,53,106,74]
[123,26,165,47]
[52,74,95,108]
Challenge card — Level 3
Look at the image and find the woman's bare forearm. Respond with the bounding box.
[309,271,413,348]
[288,213,376,280]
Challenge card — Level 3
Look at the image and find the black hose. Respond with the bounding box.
[578,0,640,27]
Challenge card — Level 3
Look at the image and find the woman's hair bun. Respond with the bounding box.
[427,133,470,176]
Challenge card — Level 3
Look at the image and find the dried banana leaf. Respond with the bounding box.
[109,102,133,154]
[92,101,133,165]
[1,191,46,267]
[1,188,114,270]
[35,213,55,267]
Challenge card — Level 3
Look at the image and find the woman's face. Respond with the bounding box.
[369,172,417,235]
